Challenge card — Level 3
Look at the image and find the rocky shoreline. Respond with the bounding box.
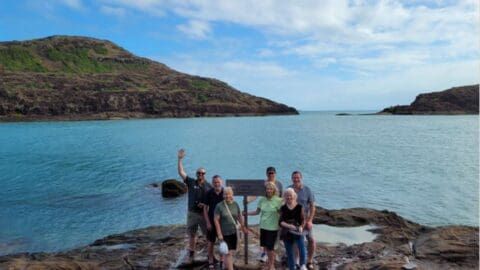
[0,207,477,270]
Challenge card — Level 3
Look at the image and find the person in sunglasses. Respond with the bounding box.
[178,148,212,263]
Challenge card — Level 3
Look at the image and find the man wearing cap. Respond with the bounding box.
[178,148,212,262]
[289,171,316,269]
[265,166,283,197]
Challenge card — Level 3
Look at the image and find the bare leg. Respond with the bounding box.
[307,237,316,264]
[224,251,234,270]
[267,249,276,270]
[207,241,214,263]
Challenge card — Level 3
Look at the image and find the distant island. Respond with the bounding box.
[0,36,298,121]
[378,84,479,115]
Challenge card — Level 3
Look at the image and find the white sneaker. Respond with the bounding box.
[258,252,267,263]
[300,265,307,270]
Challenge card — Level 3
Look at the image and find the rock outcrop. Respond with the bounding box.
[0,36,298,121]
[379,84,479,115]
[160,179,187,198]
[0,207,477,270]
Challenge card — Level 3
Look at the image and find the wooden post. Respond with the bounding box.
[225,179,266,266]
[243,195,248,264]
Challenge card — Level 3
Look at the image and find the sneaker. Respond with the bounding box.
[300,265,307,270]
[258,252,267,263]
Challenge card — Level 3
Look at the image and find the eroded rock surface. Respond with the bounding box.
[0,208,477,270]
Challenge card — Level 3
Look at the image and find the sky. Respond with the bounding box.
[0,0,478,110]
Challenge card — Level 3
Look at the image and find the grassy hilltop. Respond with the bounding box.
[0,36,298,121]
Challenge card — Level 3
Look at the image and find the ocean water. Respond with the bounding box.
[0,112,478,255]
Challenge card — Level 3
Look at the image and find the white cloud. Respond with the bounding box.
[104,0,478,73]
[177,20,211,39]
[100,0,168,16]
[87,0,478,109]
[59,0,84,10]
[158,54,478,110]
[100,5,126,17]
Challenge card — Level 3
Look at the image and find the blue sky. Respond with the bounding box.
[1,0,478,110]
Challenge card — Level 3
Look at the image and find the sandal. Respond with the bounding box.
[208,262,215,269]
[306,262,315,270]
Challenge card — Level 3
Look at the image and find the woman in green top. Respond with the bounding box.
[245,182,283,270]
[214,187,247,270]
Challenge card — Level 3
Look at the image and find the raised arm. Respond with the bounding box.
[177,149,187,181]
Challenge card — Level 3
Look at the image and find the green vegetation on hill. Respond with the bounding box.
[0,36,150,74]
[46,47,115,73]
[0,46,47,72]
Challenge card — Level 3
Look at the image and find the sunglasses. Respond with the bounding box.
[267,172,275,175]
[197,172,206,175]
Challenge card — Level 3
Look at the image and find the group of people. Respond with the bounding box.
[177,149,316,270]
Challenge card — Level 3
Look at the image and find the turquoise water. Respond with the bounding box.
[0,112,478,255]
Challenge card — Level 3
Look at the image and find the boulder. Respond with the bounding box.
[161,179,187,198]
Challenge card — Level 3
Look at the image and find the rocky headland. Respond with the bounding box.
[378,84,479,115]
[0,207,477,270]
[0,36,298,121]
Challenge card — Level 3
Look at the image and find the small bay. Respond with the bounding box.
[0,112,478,255]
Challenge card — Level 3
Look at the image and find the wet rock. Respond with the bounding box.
[414,225,479,267]
[0,208,477,270]
[160,179,187,198]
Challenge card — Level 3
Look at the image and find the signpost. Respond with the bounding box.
[225,179,266,265]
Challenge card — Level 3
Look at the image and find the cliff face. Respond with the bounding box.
[379,84,479,115]
[0,36,298,121]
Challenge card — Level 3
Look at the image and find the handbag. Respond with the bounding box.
[224,201,241,235]
[280,219,301,241]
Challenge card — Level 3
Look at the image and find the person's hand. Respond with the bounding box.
[298,226,303,233]
[242,226,249,235]
[305,221,313,231]
[178,149,185,159]
[206,222,212,231]
[218,235,224,241]
[242,211,247,216]
[197,202,205,209]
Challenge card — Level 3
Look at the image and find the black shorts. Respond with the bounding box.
[207,224,218,243]
[223,234,237,251]
[260,229,278,251]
